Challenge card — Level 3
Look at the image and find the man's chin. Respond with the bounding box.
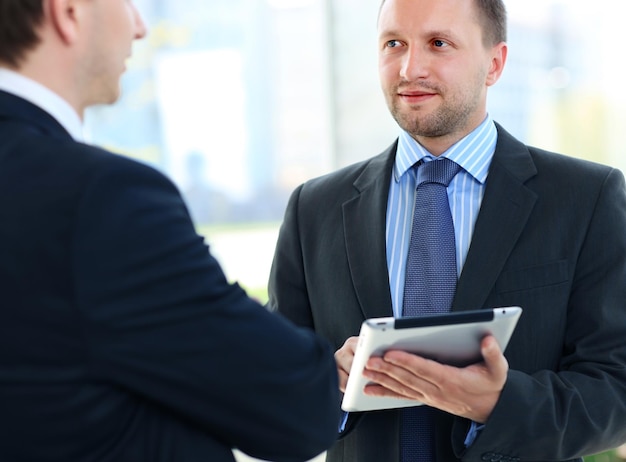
[88,88,122,108]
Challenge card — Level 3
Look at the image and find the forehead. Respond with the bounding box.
[378,0,480,37]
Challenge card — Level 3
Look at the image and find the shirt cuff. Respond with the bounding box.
[464,421,486,447]
[339,411,349,433]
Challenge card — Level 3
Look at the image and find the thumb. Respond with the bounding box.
[481,335,509,374]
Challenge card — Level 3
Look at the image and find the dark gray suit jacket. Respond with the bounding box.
[268,124,626,462]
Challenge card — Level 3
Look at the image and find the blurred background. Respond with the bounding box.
[84,1,626,460]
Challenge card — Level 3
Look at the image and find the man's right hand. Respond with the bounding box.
[335,336,359,392]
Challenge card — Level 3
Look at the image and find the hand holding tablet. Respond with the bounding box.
[341,307,522,412]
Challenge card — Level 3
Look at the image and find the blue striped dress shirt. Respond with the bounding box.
[386,115,497,318]
[338,116,497,438]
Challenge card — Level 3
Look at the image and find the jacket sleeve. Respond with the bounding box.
[267,185,316,328]
[457,167,626,461]
[72,157,340,462]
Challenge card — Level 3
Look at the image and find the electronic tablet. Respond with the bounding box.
[341,306,522,412]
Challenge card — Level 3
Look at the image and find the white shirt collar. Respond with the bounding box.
[0,68,84,141]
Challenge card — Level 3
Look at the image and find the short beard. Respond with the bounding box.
[385,79,482,141]
[389,96,475,140]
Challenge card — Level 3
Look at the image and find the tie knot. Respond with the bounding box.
[416,158,461,187]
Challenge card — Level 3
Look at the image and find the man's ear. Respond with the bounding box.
[46,0,81,44]
[486,42,507,87]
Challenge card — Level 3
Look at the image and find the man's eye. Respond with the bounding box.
[386,40,402,48]
[433,39,448,48]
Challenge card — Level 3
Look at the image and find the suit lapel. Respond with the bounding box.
[341,126,539,318]
[343,143,397,320]
[453,124,538,311]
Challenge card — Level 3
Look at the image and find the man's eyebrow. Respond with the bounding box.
[378,28,459,41]
[378,28,403,39]
[427,29,459,40]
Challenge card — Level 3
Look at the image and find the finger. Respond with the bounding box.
[378,350,442,386]
[363,382,422,401]
[344,336,359,354]
[334,350,351,374]
[337,368,349,393]
[362,368,425,401]
[365,355,438,399]
[335,336,357,363]
[334,336,360,391]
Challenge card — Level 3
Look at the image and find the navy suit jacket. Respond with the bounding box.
[268,125,626,461]
[0,90,340,462]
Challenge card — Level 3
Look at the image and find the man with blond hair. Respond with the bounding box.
[269,0,626,460]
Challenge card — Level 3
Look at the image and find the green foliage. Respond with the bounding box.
[585,449,623,462]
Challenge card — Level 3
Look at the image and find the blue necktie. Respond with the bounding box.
[400,158,461,462]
